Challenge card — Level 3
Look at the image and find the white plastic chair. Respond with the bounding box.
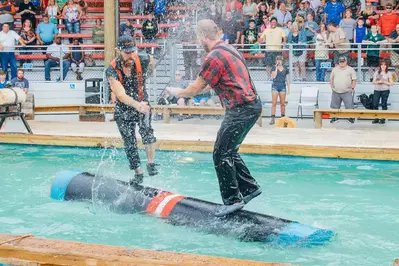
[297,86,319,120]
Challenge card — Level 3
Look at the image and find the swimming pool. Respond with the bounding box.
[1,144,399,266]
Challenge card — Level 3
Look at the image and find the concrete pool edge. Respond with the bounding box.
[0,234,291,266]
[1,133,399,161]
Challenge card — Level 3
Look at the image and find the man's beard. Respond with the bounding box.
[201,40,210,53]
[122,57,133,67]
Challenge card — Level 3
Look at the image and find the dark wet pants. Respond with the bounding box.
[115,110,157,170]
[213,97,262,205]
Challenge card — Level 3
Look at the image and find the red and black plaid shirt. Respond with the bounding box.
[199,41,257,109]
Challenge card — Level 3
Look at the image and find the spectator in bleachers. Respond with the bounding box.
[339,9,356,44]
[296,1,307,21]
[242,0,257,29]
[259,14,271,33]
[221,11,241,44]
[0,24,26,80]
[41,0,49,11]
[70,38,84,80]
[180,20,197,80]
[207,4,221,26]
[11,69,29,93]
[315,24,329,81]
[45,36,70,81]
[144,0,155,15]
[45,0,61,25]
[78,0,87,20]
[0,70,8,88]
[259,17,287,78]
[18,0,38,29]
[274,2,293,27]
[142,12,158,43]
[36,14,58,47]
[387,24,399,77]
[324,0,345,25]
[341,0,361,18]
[315,0,326,24]
[132,0,144,15]
[56,0,68,11]
[329,55,356,123]
[360,1,377,29]
[377,3,399,37]
[62,0,82,44]
[0,0,16,30]
[327,22,350,65]
[256,2,269,26]
[285,0,296,19]
[303,0,316,21]
[92,18,104,44]
[120,18,135,39]
[371,60,393,124]
[225,0,243,13]
[154,0,167,23]
[241,19,258,47]
[303,12,319,42]
[230,4,244,23]
[19,19,37,67]
[288,22,307,81]
[354,16,367,44]
[363,24,386,81]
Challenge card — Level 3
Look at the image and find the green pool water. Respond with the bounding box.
[1,143,399,266]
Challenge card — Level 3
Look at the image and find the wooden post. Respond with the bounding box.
[104,0,116,67]
[314,111,322,129]
[163,107,171,124]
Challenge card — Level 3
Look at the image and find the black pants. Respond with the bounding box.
[373,90,390,110]
[213,98,262,205]
[115,110,157,170]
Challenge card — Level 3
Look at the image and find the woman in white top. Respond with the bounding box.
[242,0,257,29]
[62,0,82,43]
[45,0,60,24]
[371,59,394,124]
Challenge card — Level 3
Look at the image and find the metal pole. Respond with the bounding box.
[357,43,362,83]
[288,44,293,84]
[115,0,120,41]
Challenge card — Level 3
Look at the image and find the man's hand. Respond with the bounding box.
[134,101,150,113]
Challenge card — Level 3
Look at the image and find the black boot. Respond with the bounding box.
[379,119,386,124]
[372,119,380,124]
[147,163,159,176]
[129,173,144,187]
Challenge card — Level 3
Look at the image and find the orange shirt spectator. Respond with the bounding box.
[0,0,16,30]
[377,4,399,36]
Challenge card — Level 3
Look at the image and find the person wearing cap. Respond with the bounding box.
[329,55,357,123]
[44,35,70,81]
[105,36,158,186]
[120,18,136,39]
[176,19,262,217]
[377,3,399,37]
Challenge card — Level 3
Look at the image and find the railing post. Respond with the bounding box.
[357,43,362,83]
[170,44,177,80]
[288,44,293,84]
[59,46,63,82]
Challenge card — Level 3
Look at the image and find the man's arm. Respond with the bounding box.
[351,79,357,89]
[176,76,208,98]
[108,76,149,113]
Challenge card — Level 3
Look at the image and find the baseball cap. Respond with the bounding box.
[117,36,136,53]
[339,56,347,62]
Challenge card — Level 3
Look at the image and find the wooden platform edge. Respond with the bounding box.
[0,234,289,266]
[1,133,399,161]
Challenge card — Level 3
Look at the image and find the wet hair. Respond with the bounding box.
[196,19,221,40]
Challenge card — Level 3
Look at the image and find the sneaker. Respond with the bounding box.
[129,173,144,186]
[269,118,275,125]
[214,201,245,217]
[243,188,262,204]
[347,118,355,124]
[330,118,339,123]
[379,119,386,124]
[147,163,159,176]
[372,119,380,124]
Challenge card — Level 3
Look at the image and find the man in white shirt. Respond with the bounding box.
[45,36,71,81]
[0,23,25,80]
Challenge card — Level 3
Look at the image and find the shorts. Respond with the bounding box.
[264,51,282,67]
[193,96,210,104]
[272,87,286,92]
[367,55,380,67]
[292,51,307,63]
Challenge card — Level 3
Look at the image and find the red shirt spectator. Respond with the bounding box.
[225,0,243,13]
[199,41,257,109]
[378,4,399,36]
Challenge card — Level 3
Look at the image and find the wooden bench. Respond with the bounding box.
[34,104,264,127]
[313,109,399,128]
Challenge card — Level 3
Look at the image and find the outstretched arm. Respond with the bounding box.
[176,76,208,98]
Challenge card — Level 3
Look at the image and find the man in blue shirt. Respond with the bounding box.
[36,15,58,46]
[325,0,345,25]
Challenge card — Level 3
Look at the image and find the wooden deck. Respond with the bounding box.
[0,234,288,266]
[1,120,399,161]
